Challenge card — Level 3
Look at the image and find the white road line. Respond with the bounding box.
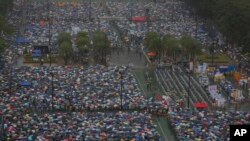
[133,71,168,141]
[156,118,169,141]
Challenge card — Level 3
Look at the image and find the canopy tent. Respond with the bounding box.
[147,52,157,57]
[16,37,30,44]
[131,16,145,22]
[20,81,31,87]
[194,102,208,109]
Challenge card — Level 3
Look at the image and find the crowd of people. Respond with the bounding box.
[169,108,250,141]
[6,0,120,55]
[4,0,249,72]
[107,0,210,48]
[1,65,164,111]
[3,111,161,140]
[1,0,250,140]
[0,63,168,140]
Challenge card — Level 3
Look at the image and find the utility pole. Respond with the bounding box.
[130,0,133,24]
[50,72,54,110]
[89,0,91,21]
[145,8,150,31]
[211,41,215,66]
[188,70,191,109]
[47,0,52,66]
[120,71,123,110]
[9,64,13,94]
[0,114,5,140]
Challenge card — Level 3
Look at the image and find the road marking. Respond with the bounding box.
[133,70,148,97]
[133,70,168,141]
[156,118,168,141]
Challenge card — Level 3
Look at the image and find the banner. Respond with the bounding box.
[219,66,229,73]
[208,85,217,94]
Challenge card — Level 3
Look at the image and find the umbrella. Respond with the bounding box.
[194,102,208,109]
[20,81,31,87]
[147,52,157,57]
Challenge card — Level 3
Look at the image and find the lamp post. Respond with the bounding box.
[47,0,52,67]
[9,64,13,94]
[50,72,54,110]
[89,0,91,21]
[119,70,123,110]
[188,70,191,109]
[145,8,150,31]
[0,114,5,141]
[211,42,215,67]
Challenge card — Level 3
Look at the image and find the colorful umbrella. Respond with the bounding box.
[147,52,157,57]
[194,102,208,109]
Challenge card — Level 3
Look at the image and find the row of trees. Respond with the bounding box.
[144,32,202,63]
[0,0,13,55]
[186,0,250,53]
[58,31,110,65]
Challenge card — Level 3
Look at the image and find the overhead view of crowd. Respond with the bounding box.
[6,0,120,54]
[169,108,250,141]
[0,0,250,141]
[3,111,161,140]
[0,64,167,140]
[0,65,170,112]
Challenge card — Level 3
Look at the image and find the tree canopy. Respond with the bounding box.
[93,31,111,65]
[58,32,73,65]
[187,0,250,53]
[76,31,90,56]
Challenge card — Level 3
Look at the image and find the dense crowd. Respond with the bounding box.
[4,0,249,73]
[1,0,250,140]
[0,65,169,111]
[3,111,161,140]
[107,1,210,48]
[6,0,120,54]
[169,108,250,141]
[0,64,167,140]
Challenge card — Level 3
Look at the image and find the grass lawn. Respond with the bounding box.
[199,54,230,64]
[133,68,178,141]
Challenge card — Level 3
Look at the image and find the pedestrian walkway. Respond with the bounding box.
[133,68,178,141]
[109,47,146,68]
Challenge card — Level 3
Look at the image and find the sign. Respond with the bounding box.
[208,85,217,94]
[219,66,229,73]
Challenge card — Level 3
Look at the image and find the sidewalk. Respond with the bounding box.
[133,68,178,141]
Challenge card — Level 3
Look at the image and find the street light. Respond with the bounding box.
[0,114,5,140]
[9,64,13,94]
[89,0,91,21]
[145,8,150,31]
[47,0,52,67]
[187,69,191,109]
[119,70,123,110]
[50,72,54,110]
[210,41,215,67]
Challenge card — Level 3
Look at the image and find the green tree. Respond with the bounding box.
[58,32,73,65]
[0,38,6,54]
[59,41,73,65]
[162,34,180,62]
[180,35,202,61]
[187,0,250,54]
[0,0,14,35]
[76,32,90,57]
[144,31,158,51]
[58,32,71,45]
[93,31,111,65]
